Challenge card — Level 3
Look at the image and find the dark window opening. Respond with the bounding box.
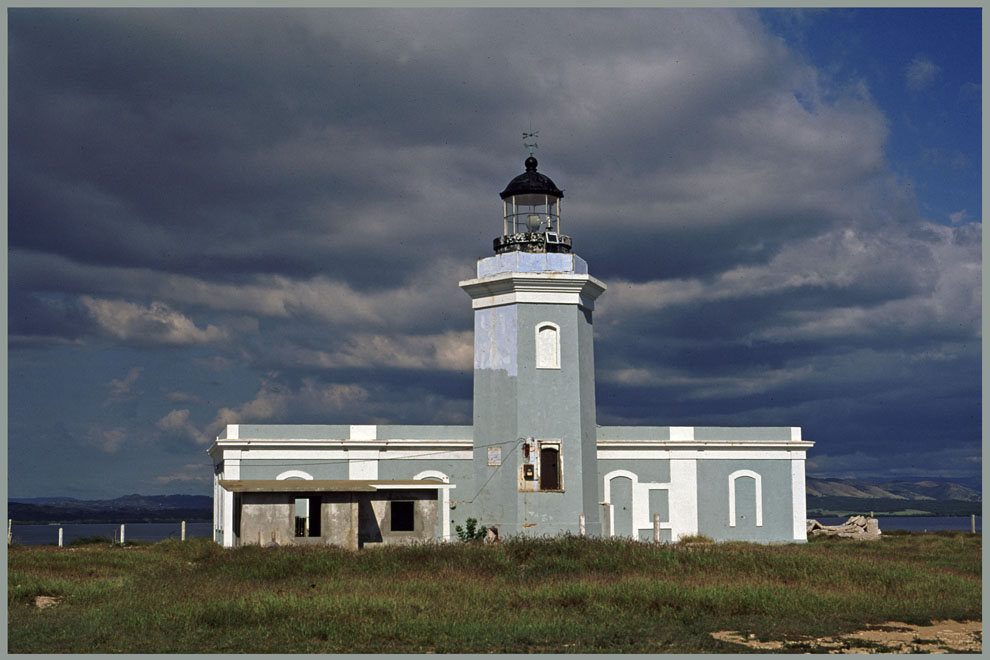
[391,501,415,532]
[540,447,561,490]
[294,496,322,537]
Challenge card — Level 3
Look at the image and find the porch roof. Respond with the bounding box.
[218,479,451,493]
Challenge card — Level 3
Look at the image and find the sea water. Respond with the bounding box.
[814,516,981,533]
[10,522,214,546]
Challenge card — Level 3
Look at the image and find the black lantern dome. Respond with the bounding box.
[499,156,564,201]
[495,156,571,255]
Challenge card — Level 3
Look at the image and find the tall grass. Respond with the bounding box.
[7,532,981,653]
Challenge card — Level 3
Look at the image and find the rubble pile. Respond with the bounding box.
[807,515,881,540]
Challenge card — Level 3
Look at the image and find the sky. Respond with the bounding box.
[6,7,982,498]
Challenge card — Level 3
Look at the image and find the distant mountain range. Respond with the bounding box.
[806,478,981,518]
[807,478,981,502]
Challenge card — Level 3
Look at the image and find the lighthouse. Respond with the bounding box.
[460,156,606,537]
[210,152,813,549]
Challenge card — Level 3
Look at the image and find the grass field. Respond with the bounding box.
[7,532,981,653]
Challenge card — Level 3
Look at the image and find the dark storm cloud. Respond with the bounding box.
[7,8,981,496]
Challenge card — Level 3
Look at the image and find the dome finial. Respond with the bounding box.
[525,155,538,171]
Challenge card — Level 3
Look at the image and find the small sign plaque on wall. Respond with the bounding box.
[487,446,502,466]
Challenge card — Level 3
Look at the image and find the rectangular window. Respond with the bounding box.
[539,445,561,491]
[390,501,415,532]
[294,496,321,537]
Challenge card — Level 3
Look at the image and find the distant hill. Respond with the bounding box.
[807,478,981,502]
[8,494,212,523]
[806,478,981,518]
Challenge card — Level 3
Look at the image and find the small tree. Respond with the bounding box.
[454,517,488,542]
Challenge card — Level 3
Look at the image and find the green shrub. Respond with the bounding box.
[677,534,715,544]
[68,535,114,547]
[454,518,488,542]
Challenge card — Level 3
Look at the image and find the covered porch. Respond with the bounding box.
[218,479,453,550]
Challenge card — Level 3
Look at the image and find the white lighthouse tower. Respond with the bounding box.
[460,155,606,536]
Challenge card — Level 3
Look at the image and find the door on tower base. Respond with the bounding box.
[539,442,562,491]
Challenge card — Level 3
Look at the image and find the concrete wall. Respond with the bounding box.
[377,458,472,541]
[358,490,438,548]
[236,489,439,549]
[239,493,295,546]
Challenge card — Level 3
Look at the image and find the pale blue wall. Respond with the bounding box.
[696,459,794,542]
[239,460,348,480]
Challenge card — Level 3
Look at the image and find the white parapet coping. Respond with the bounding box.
[350,425,377,440]
[459,272,607,311]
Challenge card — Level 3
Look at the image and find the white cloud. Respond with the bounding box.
[906,54,939,91]
[154,464,212,486]
[272,330,473,371]
[204,378,370,441]
[106,366,143,399]
[157,409,205,444]
[599,221,980,345]
[808,447,979,481]
[81,297,229,345]
[84,425,128,453]
[166,391,202,404]
[601,364,815,400]
[949,210,968,224]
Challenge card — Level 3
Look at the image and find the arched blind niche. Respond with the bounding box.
[535,322,560,369]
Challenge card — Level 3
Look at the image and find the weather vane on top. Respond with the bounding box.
[522,129,538,156]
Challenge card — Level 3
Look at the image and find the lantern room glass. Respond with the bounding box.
[502,194,561,235]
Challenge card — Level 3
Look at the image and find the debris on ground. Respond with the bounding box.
[712,619,982,653]
[807,515,881,540]
[34,596,62,609]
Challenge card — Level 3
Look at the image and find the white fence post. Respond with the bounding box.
[653,513,661,543]
[7,519,11,545]
[579,513,586,537]
[58,528,63,548]
[972,514,976,534]
[120,524,125,545]
[181,521,186,541]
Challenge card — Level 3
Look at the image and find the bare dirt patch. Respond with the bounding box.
[34,596,62,610]
[712,619,982,654]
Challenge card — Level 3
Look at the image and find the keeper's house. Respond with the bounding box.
[209,156,813,549]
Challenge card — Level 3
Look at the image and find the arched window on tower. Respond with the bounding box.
[535,322,560,369]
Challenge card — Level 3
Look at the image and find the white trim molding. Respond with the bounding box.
[459,272,607,311]
[728,469,763,527]
[602,470,671,539]
[791,459,807,541]
[413,470,452,542]
[275,470,314,480]
[221,458,240,548]
[348,450,379,480]
[669,459,698,540]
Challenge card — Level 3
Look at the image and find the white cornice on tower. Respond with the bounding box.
[459,271,607,311]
